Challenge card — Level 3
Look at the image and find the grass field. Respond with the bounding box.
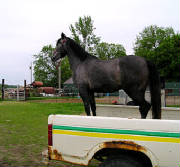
[0,101,99,167]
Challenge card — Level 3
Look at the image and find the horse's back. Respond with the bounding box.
[119,55,147,68]
[74,55,149,92]
[76,57,121,92]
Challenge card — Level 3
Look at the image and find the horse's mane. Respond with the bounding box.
[68,38,96,61]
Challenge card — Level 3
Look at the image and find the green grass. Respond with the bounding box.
[166,105,180,108]
[0,101,99,167]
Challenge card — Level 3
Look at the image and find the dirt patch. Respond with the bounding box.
[166,96,180,105]
[30,97,119,104]
[29,96,180,106]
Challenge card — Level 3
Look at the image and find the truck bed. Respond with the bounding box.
[48,115,180,167]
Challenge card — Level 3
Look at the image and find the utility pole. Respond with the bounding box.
[30,62,32,84]
[58,63,61,91]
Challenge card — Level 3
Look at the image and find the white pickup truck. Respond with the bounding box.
[47,115,180,167]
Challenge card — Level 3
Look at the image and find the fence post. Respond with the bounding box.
[1,79,5,100]
[17,85,19,101]
[24,80,26,101]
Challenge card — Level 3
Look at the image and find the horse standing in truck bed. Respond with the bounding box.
[52,33,161,119]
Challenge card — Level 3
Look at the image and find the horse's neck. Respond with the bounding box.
[67,50,82,71]
[66,41,89,70]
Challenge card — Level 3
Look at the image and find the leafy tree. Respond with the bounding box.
[96,42,126,60]
[133,25,179,81]
[33,45,72,87]
[154,34,180,81]
[134,25,175,56]
[69,16,126,60]
[60,57,72,84]
[69,15,100,54]
[33,45,57,87]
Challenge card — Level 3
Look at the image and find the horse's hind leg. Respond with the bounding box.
[89,91,96,116]
[125,88,151,119]
[139,100,151,119]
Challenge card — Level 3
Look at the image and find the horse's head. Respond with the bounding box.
[52,33,68,64]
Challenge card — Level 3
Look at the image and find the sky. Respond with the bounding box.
[0,0,179,85]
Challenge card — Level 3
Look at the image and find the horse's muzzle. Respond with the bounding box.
[51,51,58,62]
[51,55,56,62]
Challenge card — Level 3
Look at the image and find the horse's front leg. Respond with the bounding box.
[89,91,96,116]
[79,87,91,116]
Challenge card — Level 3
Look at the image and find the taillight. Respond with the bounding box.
[48,124,53,146]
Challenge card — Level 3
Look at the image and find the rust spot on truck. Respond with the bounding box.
[48,146,52,159]
[102,141,146,152]
[48,146,64,161]
[53,149,64,161]
[48,146,86,165]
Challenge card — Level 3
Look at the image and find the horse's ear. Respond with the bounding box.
[61,33,66,39]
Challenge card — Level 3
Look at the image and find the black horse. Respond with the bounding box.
[52,33,161,119]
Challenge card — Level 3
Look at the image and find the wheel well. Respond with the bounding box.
[94,148,152,167]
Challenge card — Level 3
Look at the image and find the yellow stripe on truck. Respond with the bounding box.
[53,129,180,143]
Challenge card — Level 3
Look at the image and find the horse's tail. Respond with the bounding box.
[146,60,161,119]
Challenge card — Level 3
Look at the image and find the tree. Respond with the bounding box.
[60,57,72,84]
[33,45,57,87]
[96,42,126,60]
[134,25,174,55]
[133,25,179,81]
[154,34,180,81]
[33,45,72,87]
[69,15,100,54]
[134,25,174,60]
[69,16,127,60]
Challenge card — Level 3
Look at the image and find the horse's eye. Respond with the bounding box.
[56,39,61,46]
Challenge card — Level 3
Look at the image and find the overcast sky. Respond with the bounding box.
[0,0,179,85]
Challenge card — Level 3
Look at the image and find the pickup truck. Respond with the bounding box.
[47,115,180,167]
